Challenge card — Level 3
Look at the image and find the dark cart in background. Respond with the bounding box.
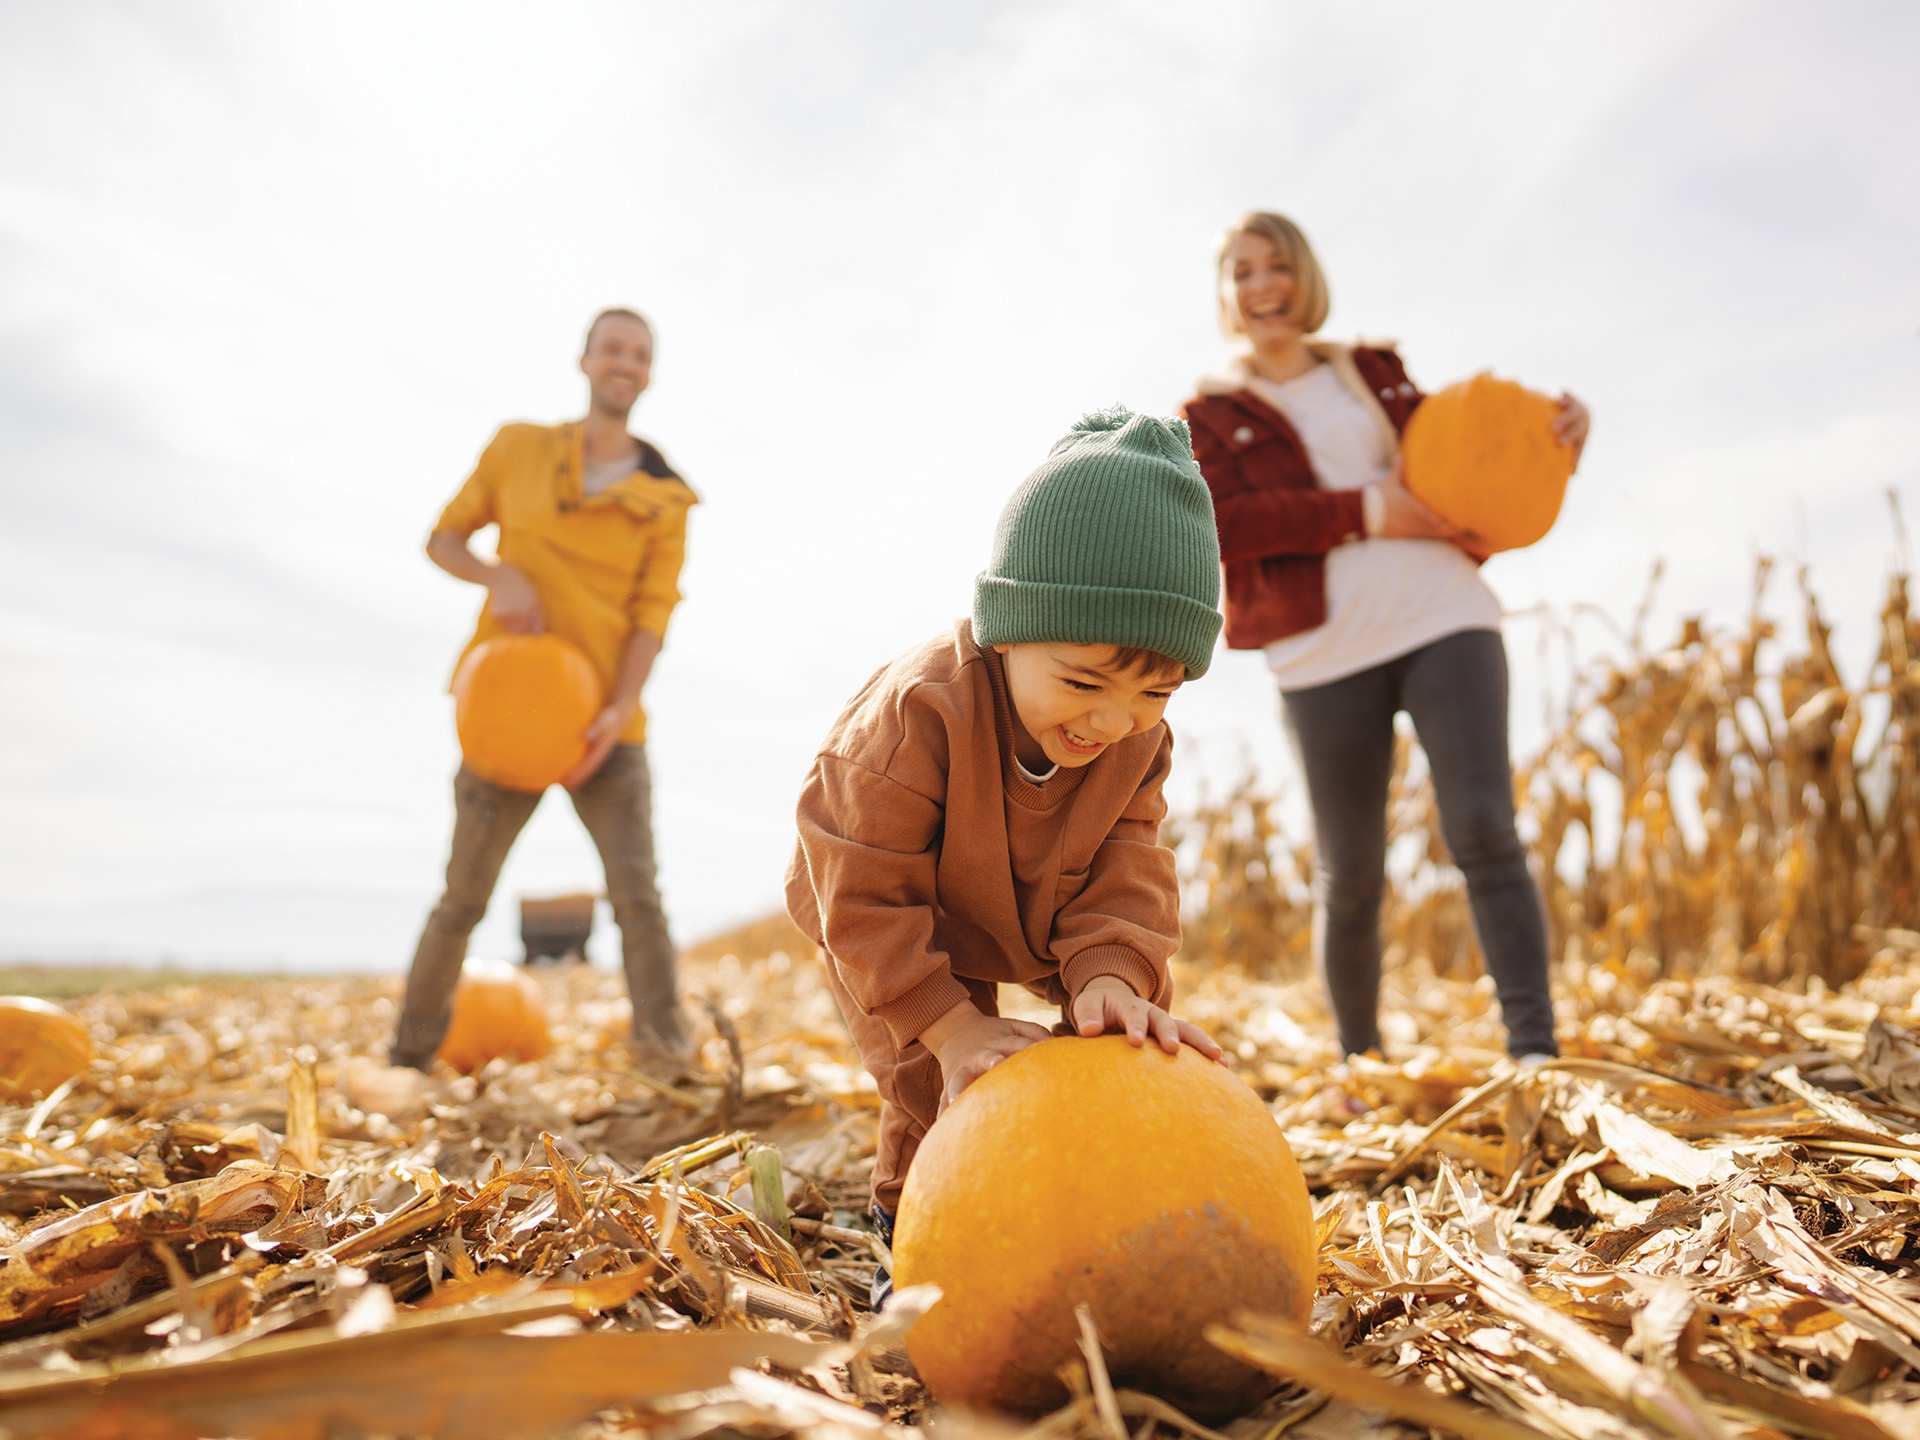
[518,891,599,965]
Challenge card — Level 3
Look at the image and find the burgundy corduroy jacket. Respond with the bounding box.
[1182,344,1424,650]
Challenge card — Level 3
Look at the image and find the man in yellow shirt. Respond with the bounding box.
[387,307,696,1083]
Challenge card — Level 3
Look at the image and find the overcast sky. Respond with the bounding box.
[2,2,1915,968]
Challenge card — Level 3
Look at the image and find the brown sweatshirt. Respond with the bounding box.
[785,620,1180,1051]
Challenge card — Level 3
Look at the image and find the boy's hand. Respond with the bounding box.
[921,1004,1051,1109]
[486,564,544,634]
[1071,977,1224,1062]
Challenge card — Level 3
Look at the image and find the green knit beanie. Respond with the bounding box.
[973,406,1223,678]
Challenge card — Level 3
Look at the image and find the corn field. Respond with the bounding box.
[1175,550,1920,988]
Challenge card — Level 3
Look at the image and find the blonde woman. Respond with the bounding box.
[1180,212,1589,1062]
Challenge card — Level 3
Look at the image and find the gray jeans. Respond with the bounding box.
[1280,628,1558,1058]
[391,744,685,1069]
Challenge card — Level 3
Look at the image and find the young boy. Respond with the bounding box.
[784,407,1226,1306]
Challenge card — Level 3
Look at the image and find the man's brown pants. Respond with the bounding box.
[392,745,683,1069]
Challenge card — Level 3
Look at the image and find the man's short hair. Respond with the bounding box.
[584,306,653,354]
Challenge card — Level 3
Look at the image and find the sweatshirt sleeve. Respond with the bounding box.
[1185,404,1367,559]
[792,752,972,1049]
[1049,729,1180,1009]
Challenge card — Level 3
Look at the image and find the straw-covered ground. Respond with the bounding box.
[4,553,1916,1437]
[0,934,1917,1440]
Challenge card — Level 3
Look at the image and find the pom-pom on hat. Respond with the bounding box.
[973,407,1223,678]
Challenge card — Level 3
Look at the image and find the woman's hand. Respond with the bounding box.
[1070,977,1224,1061]
[1553,393,1591,468]
[1371,459,1490,557]
[485,565,544,634]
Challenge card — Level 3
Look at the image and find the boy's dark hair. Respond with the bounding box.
[1104,644,1187,682]
[583,306,652,354]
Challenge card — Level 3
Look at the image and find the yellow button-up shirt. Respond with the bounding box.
[435,420,696,745]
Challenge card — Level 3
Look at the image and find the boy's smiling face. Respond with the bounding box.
[994,642,1185,771]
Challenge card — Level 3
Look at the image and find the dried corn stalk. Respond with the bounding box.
[1177,554,1920,988]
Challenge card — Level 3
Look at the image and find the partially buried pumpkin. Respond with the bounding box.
[0,996,94,1101]
[893,1036,1316,1418]
[437,961,553,1074]
[453,635,603,792]
[1401,372,1574,552]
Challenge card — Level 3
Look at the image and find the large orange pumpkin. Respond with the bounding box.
[453,635,603,792]
[0,996,94,1101]
[1401,372,1574,552]
[893,1036,1316,1418]
[436,961,553,1073]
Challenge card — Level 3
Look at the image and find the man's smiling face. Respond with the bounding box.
[580,313,653,420]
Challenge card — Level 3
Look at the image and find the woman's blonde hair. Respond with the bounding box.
[1216,211,1330,336]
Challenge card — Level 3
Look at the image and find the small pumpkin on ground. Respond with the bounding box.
[892,1035,1317,1418]
[436,961,553,1074]
[1402,372,1574,552]
[453,635,603,792]
[0,996,94,1101]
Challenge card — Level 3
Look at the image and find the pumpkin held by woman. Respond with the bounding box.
[1402,372,1574,552]
[892,1036,1316,1418]
[0,996,94,1101]
[436,961,553,1073]
[452,635,603,792]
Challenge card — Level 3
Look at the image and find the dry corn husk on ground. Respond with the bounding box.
[2,559,1918,1438]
